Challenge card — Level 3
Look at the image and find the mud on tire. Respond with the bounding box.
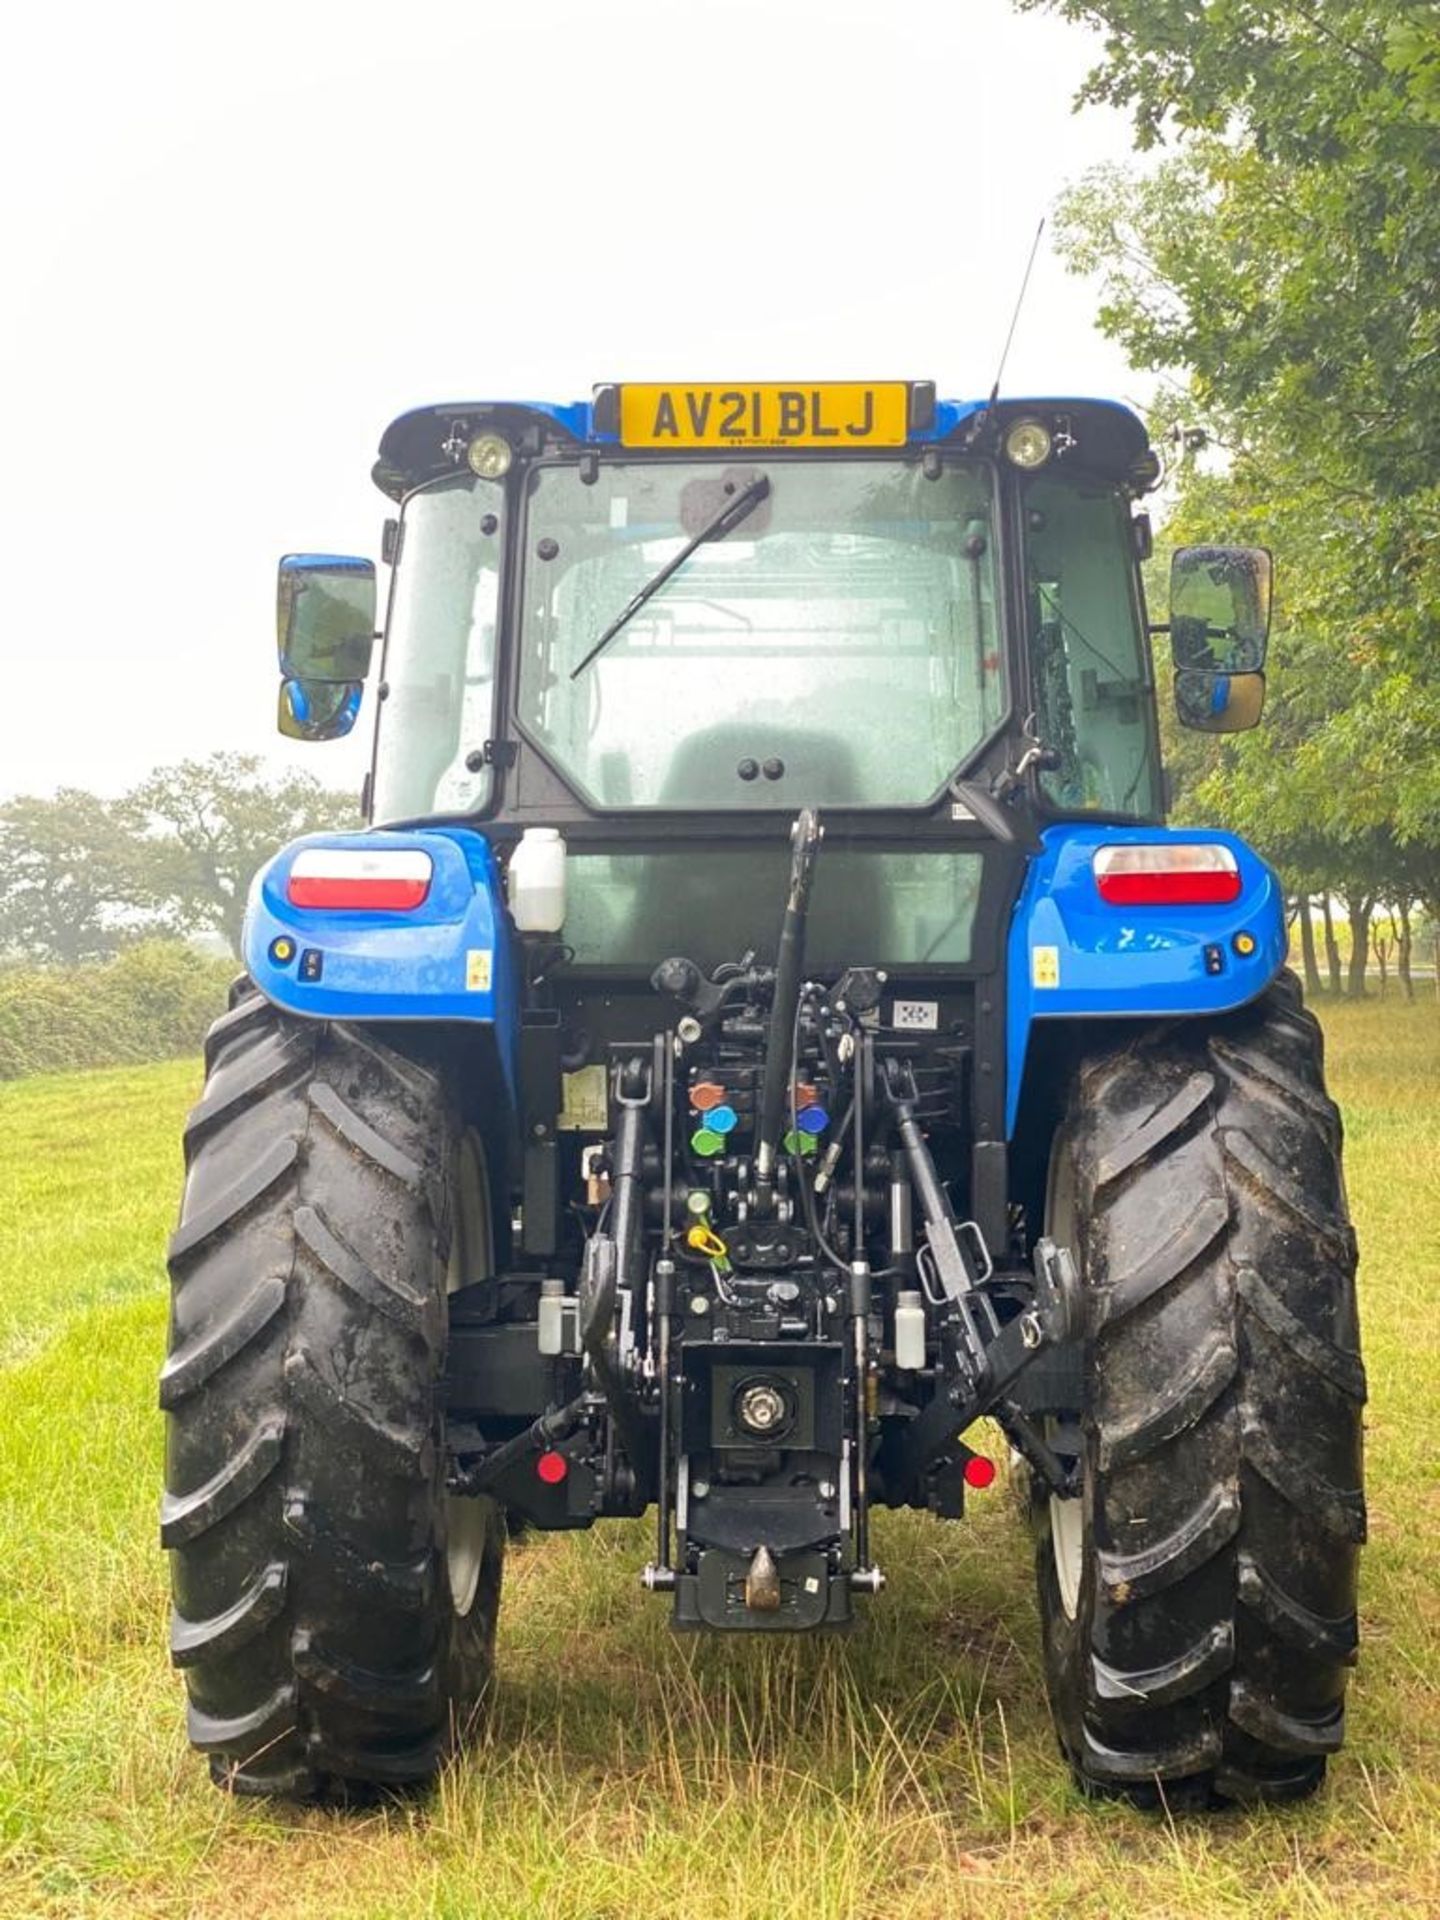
[161,989,503,1798]
[1037,971,1365,1806]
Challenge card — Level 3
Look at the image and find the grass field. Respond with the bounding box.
[1,1003,1436,1919]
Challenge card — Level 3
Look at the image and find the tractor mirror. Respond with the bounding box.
[277,555,377,682]
[1173,667,1266,733]
[1169,545,1272,672]
[278,677,364,742]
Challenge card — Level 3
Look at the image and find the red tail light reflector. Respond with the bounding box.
[287,848,433,911]
[1093,843,1241,907]
[963,1454,997,1490]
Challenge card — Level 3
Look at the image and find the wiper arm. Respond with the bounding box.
[569,473,771,680]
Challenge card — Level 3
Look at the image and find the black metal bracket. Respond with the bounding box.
[893,1236,1080,1500]
[993,1404,1079,1499]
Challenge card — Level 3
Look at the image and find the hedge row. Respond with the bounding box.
[0,943,237,1080]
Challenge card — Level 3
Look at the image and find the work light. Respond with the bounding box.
[467,432,513,479]
[1005,419,1053,469]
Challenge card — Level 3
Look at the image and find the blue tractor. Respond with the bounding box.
[161,384,1363,1806]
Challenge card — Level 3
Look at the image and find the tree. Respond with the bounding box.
[1022,0,1440,510]
[0,790,149,965]
[0,757,358,965]
[1153,452,1439,992]
[122,753,358,955]
[1027,0,1440,990]
[1029,0,1440,668]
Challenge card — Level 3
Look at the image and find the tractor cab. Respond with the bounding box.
[280,386,1274,987]
[294,385,1180,823]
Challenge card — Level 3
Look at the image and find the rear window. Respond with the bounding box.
[560,849,984,972]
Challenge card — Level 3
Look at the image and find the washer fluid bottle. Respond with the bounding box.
[508,828,567,932]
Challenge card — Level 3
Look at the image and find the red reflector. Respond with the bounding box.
[963,1454,996,1490]
[286,848,432,911]
[1096,871,1242,906]
[288,875,431,909]
[535,1450,568,1485]
[1092,843,1241,907]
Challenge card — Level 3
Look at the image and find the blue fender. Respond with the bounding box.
[1005,824,1286,1137]
[242,826,519,1098]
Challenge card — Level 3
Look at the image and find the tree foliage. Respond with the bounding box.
[0,790,147,966]
[0,755,356,963]
[1027,0,1440,983]
[122,754,357,955]
[1026,0,1440,507]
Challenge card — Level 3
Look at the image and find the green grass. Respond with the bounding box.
[0,1059,200,1369]
[1,1007,1437,1919]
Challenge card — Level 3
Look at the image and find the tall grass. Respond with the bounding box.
[0,1002,1436,1919]
[0,944,233,1081]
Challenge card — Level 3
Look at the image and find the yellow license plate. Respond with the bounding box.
[618,382,910,450]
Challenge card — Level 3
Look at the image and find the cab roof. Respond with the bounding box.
[372,390,1158,500]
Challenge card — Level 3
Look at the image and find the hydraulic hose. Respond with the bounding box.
[755,809,822,1207]
[462,1397,585,1493]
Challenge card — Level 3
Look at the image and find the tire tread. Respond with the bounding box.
[1036,971,1363,1808]
[161,993,501,1799]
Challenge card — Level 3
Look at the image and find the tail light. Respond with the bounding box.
[287,848,433,910]
[1093,843,1241,907]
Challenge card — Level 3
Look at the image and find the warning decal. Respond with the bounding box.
[1031,945,1060,990]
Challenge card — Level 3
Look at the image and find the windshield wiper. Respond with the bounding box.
[569,473,771,680]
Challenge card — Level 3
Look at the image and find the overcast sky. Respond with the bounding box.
[0,0,1148,804]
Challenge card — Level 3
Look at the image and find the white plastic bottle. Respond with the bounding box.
[537,1278,567,1356]
[893,1291,926,1372]
[508,827,567,932]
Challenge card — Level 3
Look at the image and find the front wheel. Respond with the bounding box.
[161,992,504,1797]
[1035,973,1365,1805]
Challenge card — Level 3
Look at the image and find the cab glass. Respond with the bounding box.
[516,456,1004,810]
[372,475,505,820]
[1024,475,1160,818]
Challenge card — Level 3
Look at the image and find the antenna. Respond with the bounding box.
[986,216,1046,410]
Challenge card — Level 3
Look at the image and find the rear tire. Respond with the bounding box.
[1035,972,1365,1805]
[161,990,504,1798]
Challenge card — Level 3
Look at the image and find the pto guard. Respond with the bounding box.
[243,827,519,1093]
[1006,824,1285,1136]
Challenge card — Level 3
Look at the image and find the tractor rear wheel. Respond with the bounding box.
[1036,972,1365,1805]
[161,989,503,1797]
